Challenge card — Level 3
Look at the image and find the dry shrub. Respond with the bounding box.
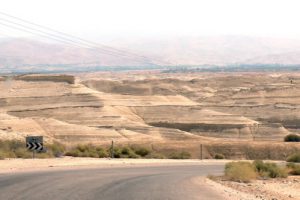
[65,144,108,158]
[287,153,300,163]
[47,142,65,157]
[207,143,299,160]
[214,153,225,159]
[253,160,287,178]
[0,151,6,160]
[168,151,191,159]
[284,134,300,142]
[225,161,257,182]
[225,160,287,183]
[132,146,150,157]
[286,163,300,175]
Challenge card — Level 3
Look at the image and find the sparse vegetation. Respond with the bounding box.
[168,151,191,159]
[65,144,164,159]
[65,144,108,158]
[0,139,296,162]
[206,144,299,160]
[214,153,225,159]
[132,146,151,157]
[286,163,300,175]
[66,144,191,159]
[286,153,300,163]
[0,140,67,159]
[0,140,188,160]
[225,162,257,182]
[0,140,32,158]
[47,142,66,157]
[253,160,287,178]
[14,148,32,158]
[119,146,139,158]
[284,134,300,142]
[0,151,6,160]
[145,152,165,159]
[224,161,288,183]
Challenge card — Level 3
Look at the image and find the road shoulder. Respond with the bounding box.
[0,157,227,174]
[206,176,300,200]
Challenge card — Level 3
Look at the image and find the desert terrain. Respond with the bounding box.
[0,70,300,200]
[0,72,299,158]
[1,1,300,199]
[206,176,300,200]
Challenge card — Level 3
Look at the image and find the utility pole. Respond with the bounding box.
[111,140,114,158]
[200,144,203,160]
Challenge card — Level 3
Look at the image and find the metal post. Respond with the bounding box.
[33,150,35,159]
[111,140,114,159]
[200,144,203,160]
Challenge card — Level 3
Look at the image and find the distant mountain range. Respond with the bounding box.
[1,36,300,73]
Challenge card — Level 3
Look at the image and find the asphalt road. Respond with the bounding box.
[0,163,225,200]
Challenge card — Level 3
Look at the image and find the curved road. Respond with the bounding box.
[0,163,225,200]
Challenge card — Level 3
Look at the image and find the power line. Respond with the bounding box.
[0,11,144,57]
[0,21,87,49]
[0,21,152,65]
[0,11,170,66]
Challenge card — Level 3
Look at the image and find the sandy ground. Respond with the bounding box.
[0,157,228,174]
[204,178,257,200]
[207,177,300,200]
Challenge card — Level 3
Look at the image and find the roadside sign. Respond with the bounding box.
[26,136,43,151]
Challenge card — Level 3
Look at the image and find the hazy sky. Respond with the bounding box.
[1,0,300,40]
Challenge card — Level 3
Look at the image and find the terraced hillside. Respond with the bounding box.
[0,73,298,145]
[0,75,202,144]
[84,73,300,141]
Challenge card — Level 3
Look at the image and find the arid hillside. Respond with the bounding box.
[0,72,299,147]
[2,36,300,72]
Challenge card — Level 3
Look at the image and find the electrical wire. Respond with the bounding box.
[0,11,170,66]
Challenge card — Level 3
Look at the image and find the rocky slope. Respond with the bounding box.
[0,73,294,145]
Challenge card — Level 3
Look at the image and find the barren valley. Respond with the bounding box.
[0,72,299,159]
